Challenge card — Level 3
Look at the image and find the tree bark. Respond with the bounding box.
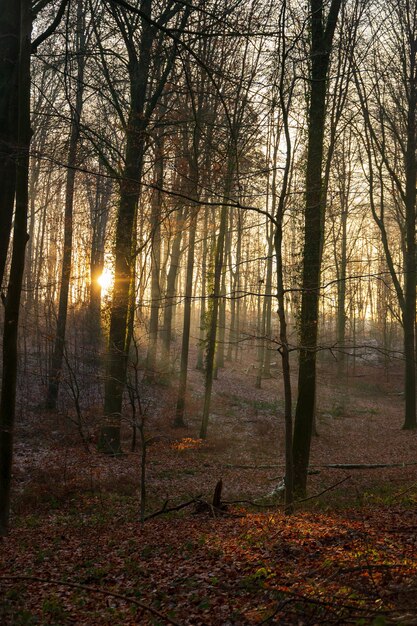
[0,0,31,536]
[200,158,233,439]
[292,0,342,496]
[46,0,85,409]
[402,35,417,430]
[0,0,20,289]
[175,207,198,426]
[146,131,163,377]
[160,208,184,369]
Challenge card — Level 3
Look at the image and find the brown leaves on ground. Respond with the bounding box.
[2,504,417,624]
[3,359,417,624]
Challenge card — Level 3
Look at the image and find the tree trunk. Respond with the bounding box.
[46,0,85,409]
[292,0,342,496]
[161,208,184,369]
[200,159,233,439]
[146,131,163,377]
[0,0,31,536]
[100,0,162,453]
[196,206,208,370]
[89,168,111,346]
[402,40,417,430]
[336,206,347,377]
[100,123,145,454]
[0,0,20,289]
[175,208,198,426]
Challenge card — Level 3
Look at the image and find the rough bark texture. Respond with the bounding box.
[146,131,163,377]
[161,209,184,367]
[101,0,155,453]
[292,0,342,496]
[402,35,417,430]
[0,0,20,289]
[200,159,233,439]
[175,208,198,426]
[0,0,31,536]
[46,0,85,409]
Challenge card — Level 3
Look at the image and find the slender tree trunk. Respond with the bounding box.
[227,211,241,362]
[200,158,233,439]
[146,133,163,377]
[275,220,293,513]
[258,132,278,386]
[175,208,198,426]
[216,267,227,371]
[89,169,111,346]
[46,0,85,409]
[402,41,417,430]
[292,0,342,496]
[263,232,274,376]
[337,207,347,377]
[161,208,184,369]
[196,206,208,370]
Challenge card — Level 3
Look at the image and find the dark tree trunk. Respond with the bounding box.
[100,0,155,453]
[196,206,208,370]
[292,0,342,496]
[100,123,145,454]
[200,158,233,439]
[0,0,20,289]
[46,0,85,409]
[161,208,184,368]
[402,38,417,430]
[146,131,163,377]
[89,169,111,346]
[175,208,198,426]
[0,0,31,536]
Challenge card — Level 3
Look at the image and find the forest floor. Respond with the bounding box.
[2,352,417,625]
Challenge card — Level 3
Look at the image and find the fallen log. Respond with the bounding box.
[323,462,417,469]
[226,461,417,471]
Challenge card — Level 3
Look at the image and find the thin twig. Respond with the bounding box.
[0,576,182,625]
[228,477,351,511]
[144,495,202,521]
[284,476,351,510]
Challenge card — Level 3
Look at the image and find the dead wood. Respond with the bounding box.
[193,480,230,517]
[212,479,223,508]
[144,495,202,521]
[324,462,417,469]
[227,461,417,471]
[0,575,182,625]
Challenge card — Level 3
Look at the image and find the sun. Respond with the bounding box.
[97,267,113,292]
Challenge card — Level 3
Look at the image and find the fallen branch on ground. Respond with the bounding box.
[144,495,202,521]
[260,588,387,626]
[226,461,417,471]
[228,477,351,511]
[0,576,182,625]
[324,462,417,469]
[283,476,351,511]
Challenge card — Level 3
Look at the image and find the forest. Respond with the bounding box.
[1,0,417,623]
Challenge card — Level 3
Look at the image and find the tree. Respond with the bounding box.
[0,1,21,290]
[292,0,343,496]
[0,0,68,537]
[99,0,192,454]
[46,0,86,409]
[355,0,417,430]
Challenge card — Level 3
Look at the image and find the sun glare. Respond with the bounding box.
[97,267,113,293]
